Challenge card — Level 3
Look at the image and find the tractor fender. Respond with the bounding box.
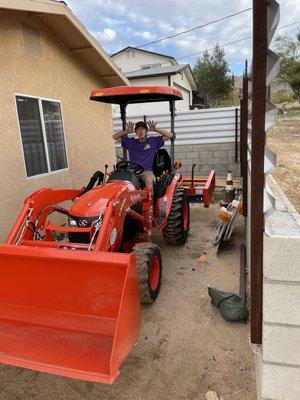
[156,174,183,222]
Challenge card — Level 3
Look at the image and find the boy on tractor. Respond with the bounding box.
[112,120,172,188]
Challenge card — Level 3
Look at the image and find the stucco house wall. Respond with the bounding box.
[0,10,121,241]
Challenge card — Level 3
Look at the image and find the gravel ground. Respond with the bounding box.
[0,203,256,400]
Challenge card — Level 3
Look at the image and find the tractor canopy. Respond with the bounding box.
[90,86,183,165]
[90,86,183,105]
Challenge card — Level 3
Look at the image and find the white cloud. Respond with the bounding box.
[91,28,117,43]
[133,31,155,40]
[66,0,300,73]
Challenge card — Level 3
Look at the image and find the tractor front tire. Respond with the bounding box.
[133,243,162,304]
[163,187,190,245]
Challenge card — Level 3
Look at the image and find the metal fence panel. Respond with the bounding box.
[113,107,240,146]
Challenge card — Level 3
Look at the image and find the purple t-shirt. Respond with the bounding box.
[121,136,164,171]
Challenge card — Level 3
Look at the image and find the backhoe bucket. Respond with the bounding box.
[0,245,141,383]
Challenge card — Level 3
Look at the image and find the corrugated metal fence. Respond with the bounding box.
[113,106,239,145]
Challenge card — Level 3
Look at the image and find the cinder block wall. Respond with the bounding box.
[115,142,240,178]
[254,176,300,400]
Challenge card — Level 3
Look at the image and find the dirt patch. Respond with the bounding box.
[267,117,300,211]
[0,204,255,400]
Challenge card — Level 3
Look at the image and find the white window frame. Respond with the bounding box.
[14,93,69,179]
[140,63,161,70]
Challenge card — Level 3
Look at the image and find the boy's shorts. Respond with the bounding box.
[138,170,156,185]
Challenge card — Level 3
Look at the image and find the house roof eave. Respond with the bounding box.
[111,46,178,65]
[0,0,130,87]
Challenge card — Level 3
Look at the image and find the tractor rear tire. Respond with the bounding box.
[163,187,190,245]
[133,243,162,304]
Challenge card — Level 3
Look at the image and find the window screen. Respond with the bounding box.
[16,96,68,177]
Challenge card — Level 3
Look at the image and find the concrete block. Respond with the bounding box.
[190,161,201,168]
[227,151,236,158]
[200,164,213,172]
[213,150,227,158]
[174,146,182,152]
[206,158,230,166]
[180,156,189,163]
[186,151,199,159]
[253,344,263,400]
[263,281,300,325]
[192,165,201,173]
[180,158,196,166]
[267,175,298,214]
[217,171,227,177]
[263,324,300,365]
[265,209,300,238]
[226,143,236,150]
[227,157,237,163]
[180,145,195,152]
[178,153,186,160]
[199,151,213,158]
[206,158,216,164]
[262,363,300,399]
[206,144,221,151]
[228,164,241,173]
[179,166,188,173]
[216,158,232,164]
[264,236,300,282]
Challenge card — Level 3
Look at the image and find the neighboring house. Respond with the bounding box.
[0,0,129,242]
[111,46,197,116]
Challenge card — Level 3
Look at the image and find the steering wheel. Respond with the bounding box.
[116,161,144,175]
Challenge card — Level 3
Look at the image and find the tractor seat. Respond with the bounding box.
[152,149,172,177]
[107,170,141,189]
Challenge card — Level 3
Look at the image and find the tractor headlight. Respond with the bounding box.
[68,215,102,228]
[68,218,77,227]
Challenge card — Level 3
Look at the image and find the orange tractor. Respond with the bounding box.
[0,86,215,383]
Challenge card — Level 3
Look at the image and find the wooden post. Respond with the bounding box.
[250,0,267,345]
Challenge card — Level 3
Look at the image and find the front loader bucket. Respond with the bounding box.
[0,245,141,383]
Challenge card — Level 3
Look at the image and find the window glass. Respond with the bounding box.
[16,96,48,177]
[15,96,68,177]
[42,100,67,171]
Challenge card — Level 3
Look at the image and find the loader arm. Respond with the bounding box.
[6,188,83,245]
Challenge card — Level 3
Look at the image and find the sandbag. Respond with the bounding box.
[220,294,249,323]
[208,287,249,323]
[207,287,234,307]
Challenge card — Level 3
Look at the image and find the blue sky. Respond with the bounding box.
[66,0,299,75]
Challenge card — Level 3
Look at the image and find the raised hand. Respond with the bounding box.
[126,121,134,134]
[147,120,157,132]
